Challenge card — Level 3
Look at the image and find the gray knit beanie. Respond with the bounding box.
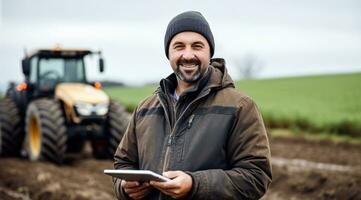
[164,11,215,59]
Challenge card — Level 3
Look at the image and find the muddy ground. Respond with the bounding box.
[1,136,361,200]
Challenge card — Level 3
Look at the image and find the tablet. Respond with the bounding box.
[104,169,171,182]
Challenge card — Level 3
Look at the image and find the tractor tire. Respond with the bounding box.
[0,98,24,156]
[25,99,67,164]
[92,100,129,159]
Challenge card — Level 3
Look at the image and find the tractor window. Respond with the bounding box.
[38,58,85,91]
[30,57,38,83]
[63,59,85,82]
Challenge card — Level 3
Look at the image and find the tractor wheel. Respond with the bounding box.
[25,99,67,164]
[92,100,129,159]
[0,98,24,156]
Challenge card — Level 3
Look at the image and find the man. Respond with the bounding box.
[113,11,272,200]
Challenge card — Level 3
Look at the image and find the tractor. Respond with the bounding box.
[0,48,129,164]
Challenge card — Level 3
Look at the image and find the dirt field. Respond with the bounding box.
[1,136,361,200]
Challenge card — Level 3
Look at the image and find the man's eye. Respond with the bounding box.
[174,45,183,49]
[193,45,203,49]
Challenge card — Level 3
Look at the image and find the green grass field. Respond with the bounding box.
[104,73,361,136]
[104,84,157,112]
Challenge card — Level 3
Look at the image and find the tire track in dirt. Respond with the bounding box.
[272,157,357,172]
[263,136,361,200]
[1,137,360,200]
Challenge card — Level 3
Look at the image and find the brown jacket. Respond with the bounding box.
[113,58,272,199]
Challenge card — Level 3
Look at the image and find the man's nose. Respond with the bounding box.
[182,47,195,60]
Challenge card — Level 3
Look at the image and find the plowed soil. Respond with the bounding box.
[1,136,361,200]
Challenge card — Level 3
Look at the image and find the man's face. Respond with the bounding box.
[168,31,211,84]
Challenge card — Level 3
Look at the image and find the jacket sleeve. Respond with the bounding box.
[113,107,139,200]
[187,96,272,200]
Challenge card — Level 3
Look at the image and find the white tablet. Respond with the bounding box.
[104,169,171,182]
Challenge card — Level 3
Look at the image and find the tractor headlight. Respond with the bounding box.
[74,103,109,116]
[74,103,93,116]
[93,103,109,116]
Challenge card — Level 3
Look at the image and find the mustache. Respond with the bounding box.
[177,57,201,66]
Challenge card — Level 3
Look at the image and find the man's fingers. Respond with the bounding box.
[150,171,192,199]
[149,170,183,190]
[121,180,140,188]
[150,180,179,190]
[124,182,150,194]
[163,171,182,179]
[128,185,152,199]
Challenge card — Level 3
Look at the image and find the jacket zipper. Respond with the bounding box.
[158,93,174,172]
[160,88,211,173]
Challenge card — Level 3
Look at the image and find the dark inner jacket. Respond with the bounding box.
[113,58,272,200]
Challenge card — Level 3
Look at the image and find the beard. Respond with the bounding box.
[174,57,203,83]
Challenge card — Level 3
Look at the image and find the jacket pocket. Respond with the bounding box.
[175,135,185,163]
[174,115,195,165]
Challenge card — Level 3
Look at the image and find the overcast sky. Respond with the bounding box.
[0,0,360,89]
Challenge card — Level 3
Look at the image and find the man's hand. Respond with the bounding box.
[150,171,192,199]
[121,180,152,200]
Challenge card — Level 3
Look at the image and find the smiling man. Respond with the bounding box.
[113,11,272,200]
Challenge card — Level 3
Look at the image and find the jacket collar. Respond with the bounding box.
[208,58,235,90]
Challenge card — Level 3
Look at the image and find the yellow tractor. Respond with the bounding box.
[0,48,129,164]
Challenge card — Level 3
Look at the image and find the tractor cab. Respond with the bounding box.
[21,48,104,97]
